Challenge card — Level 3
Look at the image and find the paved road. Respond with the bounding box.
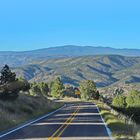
[0,102,112,140]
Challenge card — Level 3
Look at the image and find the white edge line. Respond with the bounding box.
[0,104,66,138]
[95,104,114,140]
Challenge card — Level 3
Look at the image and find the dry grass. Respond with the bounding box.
[0,92,63,132]
[93,100,140,140]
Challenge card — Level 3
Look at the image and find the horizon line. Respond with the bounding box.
[0,45,139,52]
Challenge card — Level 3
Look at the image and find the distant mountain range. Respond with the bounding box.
[1,45,140,87]
[0,45,140,67]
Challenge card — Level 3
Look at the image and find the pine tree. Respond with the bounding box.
[0,65,16,84]
[79,80,97,100]
[51,77,64,98]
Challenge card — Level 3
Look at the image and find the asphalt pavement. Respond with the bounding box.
[0,102,112,140]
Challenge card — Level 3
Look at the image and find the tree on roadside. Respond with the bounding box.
[126,90,140,107]
[39,82,49,96]
[29,82,49,97]
[95,90,100,100]
[111,90,140,123]
[79,80,98,100]
[112,95,126,108]
[51,77,64,98]
[0,65,16,84]
[0,65,30,99]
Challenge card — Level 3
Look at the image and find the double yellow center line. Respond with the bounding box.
[48,106,80,140]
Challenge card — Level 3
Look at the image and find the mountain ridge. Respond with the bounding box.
[0,45,140,67]
[1,45,139,53]
[11,55,140,87]
[1,46,140,87]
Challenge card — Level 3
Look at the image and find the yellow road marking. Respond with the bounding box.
[48,107,79,140]
[54,107,80,140]
[48,106,79,140]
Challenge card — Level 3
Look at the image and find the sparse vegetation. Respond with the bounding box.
[96,100,140,140]
[8,55,140,87]
[0,93,63,131]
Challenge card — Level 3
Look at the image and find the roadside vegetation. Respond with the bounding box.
[29,82,49,97]
[0,93,63,131]
[51,77,65,98]
[112,90,140,123]
[96,100,140,140]
[0,65,30,99]
[79,80,100,100]
[96,87,140,140]
[0,65,63,132]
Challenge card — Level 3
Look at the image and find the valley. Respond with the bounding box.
[11,55,140,88]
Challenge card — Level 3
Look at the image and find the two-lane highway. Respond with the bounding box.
[0,102,112,140]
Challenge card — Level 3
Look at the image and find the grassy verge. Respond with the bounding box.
[0,93,64,132]
[94,100,140,140]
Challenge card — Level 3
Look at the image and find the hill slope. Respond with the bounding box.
[12,55,140,87]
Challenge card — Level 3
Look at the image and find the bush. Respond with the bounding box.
[126,90,140,107]
[29,82,49,97]
[111,90,140,123]
[112,95,126,108]
[0,79,30,100]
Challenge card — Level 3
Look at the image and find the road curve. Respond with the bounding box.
[0,102,112,140]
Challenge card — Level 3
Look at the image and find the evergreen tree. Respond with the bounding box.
[79,80,97,100]
[51,77,64,98]
[39,82,49,96]
[0,65,16,84]
[29,82,48,96]
[0,65,30,99]
[94,90,100,100]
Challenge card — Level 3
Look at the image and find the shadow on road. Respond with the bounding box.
[1,102,111,140]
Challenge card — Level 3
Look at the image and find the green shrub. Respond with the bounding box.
[30,82,49,97]
[112,95,126,108]
[0,80,30,100]
[126,90,140,107]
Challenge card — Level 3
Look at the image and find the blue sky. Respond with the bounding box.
[0,0,140,51]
